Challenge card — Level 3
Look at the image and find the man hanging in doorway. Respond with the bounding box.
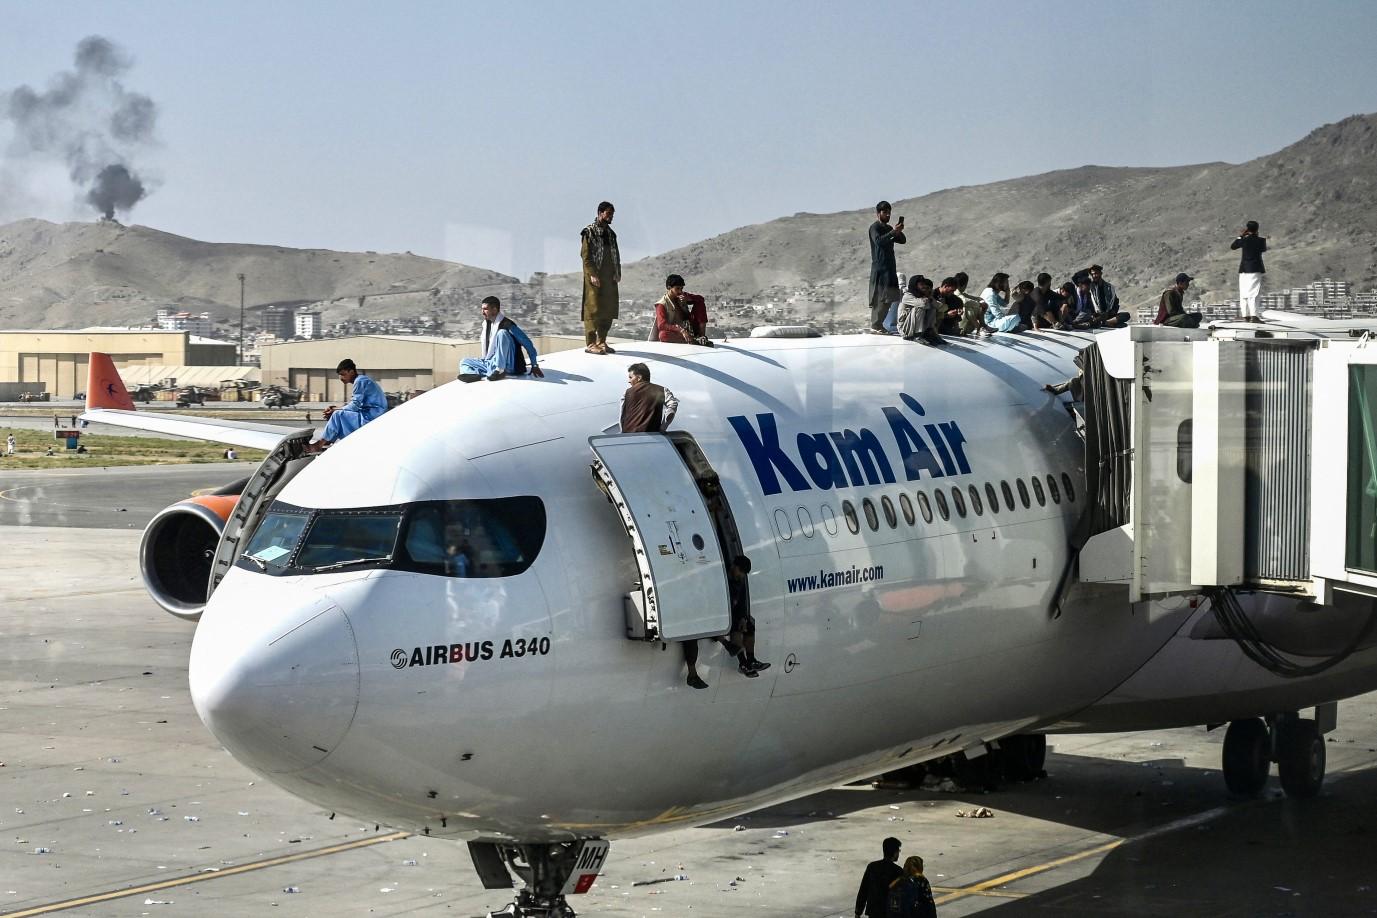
[721,554,770,678]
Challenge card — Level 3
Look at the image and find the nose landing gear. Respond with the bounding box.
[469,839,610,918]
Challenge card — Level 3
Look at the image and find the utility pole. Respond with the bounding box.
[236,273,246,364]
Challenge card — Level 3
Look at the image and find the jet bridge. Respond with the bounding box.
[1077,321,1377,607]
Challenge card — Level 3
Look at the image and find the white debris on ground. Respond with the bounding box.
[955,807,995,818]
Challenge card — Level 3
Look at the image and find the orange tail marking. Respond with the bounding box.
[86,352,136,411]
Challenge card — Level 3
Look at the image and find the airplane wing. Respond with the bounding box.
[79,353,314,452]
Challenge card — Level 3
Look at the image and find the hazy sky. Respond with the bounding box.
[3,0,1376,279]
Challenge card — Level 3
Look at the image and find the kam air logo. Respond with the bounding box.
[728,393,970,496]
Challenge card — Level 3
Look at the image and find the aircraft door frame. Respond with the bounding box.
[589,433,733,642]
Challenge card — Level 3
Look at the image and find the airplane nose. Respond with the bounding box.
[189,590,359,775]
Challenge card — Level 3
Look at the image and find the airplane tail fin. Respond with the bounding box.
[86,352,136,411]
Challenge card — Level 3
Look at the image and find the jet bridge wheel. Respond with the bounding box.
[1276,718,1326,799]
[1221,718,1271,797]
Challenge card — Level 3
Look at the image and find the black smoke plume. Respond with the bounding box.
[1,36,158,219]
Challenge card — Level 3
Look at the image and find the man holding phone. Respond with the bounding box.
[1231,220,1268,322]
[867,201,906,334]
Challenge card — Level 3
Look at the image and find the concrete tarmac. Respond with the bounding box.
[3,468,1377,916]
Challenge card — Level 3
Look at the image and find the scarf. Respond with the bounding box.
[583,221,619,273]
[657,292,689,328]
[482,311,505,359]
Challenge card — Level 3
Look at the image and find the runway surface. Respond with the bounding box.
[3,467,1377,916]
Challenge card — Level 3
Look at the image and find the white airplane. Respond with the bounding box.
[80,326,1377,917]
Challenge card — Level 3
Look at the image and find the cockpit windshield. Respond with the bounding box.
[237,497,546,578]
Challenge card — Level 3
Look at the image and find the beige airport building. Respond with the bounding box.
[259,333,592,401]
[1,330,594,402]
[0,329,237,399]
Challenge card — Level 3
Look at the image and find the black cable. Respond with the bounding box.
[1203,586,1375,679]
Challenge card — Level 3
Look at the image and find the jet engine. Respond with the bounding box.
[140,493,240,621]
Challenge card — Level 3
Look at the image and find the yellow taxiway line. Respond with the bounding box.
[0,832,411,917]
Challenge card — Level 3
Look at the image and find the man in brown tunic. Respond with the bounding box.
[581,201,621,354]
[619,362,678,433]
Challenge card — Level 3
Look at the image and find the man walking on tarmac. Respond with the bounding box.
[854,837,904,917]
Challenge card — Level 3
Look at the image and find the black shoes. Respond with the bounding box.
[687,673,709,690]
[748,658,771,672]
[458,373,481,383]
[738,661,759,678]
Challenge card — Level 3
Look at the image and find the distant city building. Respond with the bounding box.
[261,306,297,340]
[155,309,214,336]
[294,311,323,339]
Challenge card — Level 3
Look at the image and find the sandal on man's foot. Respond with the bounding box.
[601,343,616,354]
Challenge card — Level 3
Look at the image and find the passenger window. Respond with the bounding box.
[774,508,794,540]
[917,491,933,524]
[1061,472,1076,502]
[1001,480,1015,508]
[899,493,915,526]
[1047,474,1061,504]
[1032,476,1046,507]
[934,489,950,521]
[842,500,860,534]
[985,482,1000,513]
[822,504,840,535]
[862,497,880,531]
[968,485,984,516]
[881,495,898,529]
[798,507,816,538]
[950,486,966,518]
[1016,479,1031,509]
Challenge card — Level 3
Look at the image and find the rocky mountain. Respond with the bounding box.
[3,113,1374,331]
[0,218,517,330]
[549,112,1377,313]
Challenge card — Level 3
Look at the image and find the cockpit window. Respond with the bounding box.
[296,511,402,571]
[243,509,310,570]
[237,497,545,578]
[397,497,546,578]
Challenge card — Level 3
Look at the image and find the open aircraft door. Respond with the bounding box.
[589,434,732,642]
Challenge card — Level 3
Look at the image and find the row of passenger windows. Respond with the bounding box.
[772,472,1077,542]
[839,473,1076,535]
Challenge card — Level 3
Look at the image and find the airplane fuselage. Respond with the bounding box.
[187,332,1377,844]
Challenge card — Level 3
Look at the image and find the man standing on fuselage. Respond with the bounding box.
[867,202,906,334]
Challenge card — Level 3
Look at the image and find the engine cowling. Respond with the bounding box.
[140,494,240,621]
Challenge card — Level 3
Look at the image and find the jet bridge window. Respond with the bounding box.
[1347,365,1377,573]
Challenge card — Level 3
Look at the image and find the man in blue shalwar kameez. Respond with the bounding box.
[458,297,545,382]
[304,358,388,453]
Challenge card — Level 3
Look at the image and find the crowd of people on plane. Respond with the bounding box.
[867,200,1250,342]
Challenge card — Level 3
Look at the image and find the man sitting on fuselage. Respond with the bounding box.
[304,358,387,453]
[459,296,545,382]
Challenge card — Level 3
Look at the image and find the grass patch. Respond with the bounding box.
[0,427,267,470]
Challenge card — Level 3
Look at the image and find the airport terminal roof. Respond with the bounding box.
[116,365,261,386]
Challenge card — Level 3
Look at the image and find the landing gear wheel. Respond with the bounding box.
[1221,718,1270,797]
[1002,735,1047,782]
[1277,718,1326,798]
[485,840,606,917]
